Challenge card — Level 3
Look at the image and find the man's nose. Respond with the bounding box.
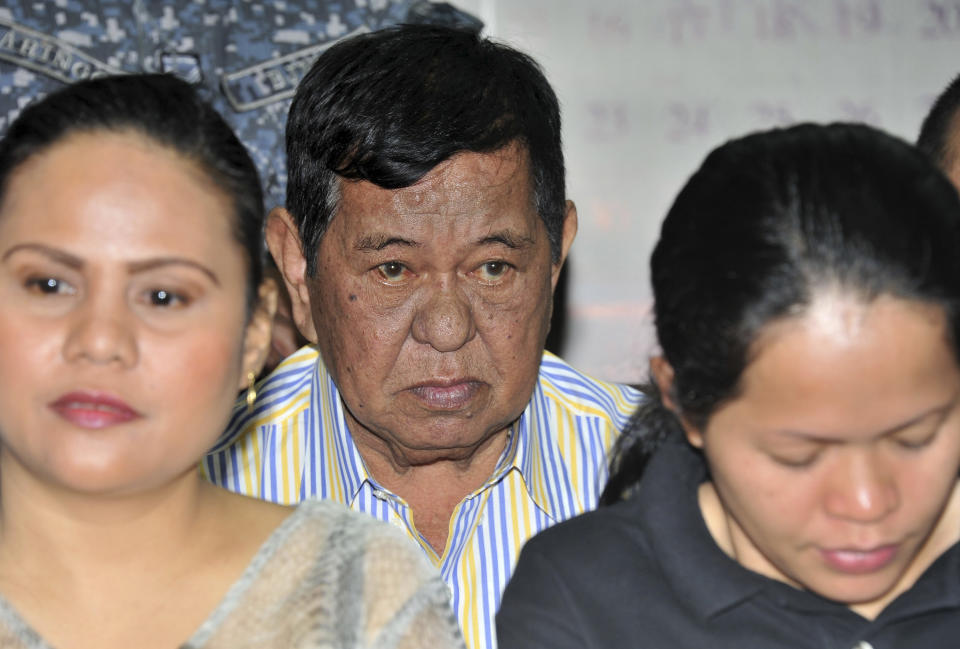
[823,449,899,524]
[411,278,476,352]
[62,296,138,367]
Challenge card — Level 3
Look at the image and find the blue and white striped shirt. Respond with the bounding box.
[203,346,641,649]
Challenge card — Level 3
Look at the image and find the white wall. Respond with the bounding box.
[452,0,960,383]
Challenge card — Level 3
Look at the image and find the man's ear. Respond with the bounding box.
[239,278,279,387]
[265,207,318,343]
[649,356,704,448]
[551,200,578,289]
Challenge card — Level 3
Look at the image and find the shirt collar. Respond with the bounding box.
[639,437,960,622]
[312,352,370,504]
[498,362,569,520]
[637,437,768,620]
[871,534,960,622]
[314,349,563,516]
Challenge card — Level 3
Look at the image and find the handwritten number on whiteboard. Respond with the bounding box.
[921,1,960,38]
[835,0,883,36]
[667,102,709,142]
[587,101,630,140]
[752,102,794,127]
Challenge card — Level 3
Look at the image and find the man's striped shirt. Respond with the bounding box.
[203,346,641,649]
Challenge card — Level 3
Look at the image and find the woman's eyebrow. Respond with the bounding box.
[127,258,220,285]
[774,398,957,442]
[2,242,83,268]
[1,244,220,286]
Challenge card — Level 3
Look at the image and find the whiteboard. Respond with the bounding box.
[453,0,960,382]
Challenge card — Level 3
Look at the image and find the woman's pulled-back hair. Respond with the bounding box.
[0,73,264,308]
[601,122,960,505]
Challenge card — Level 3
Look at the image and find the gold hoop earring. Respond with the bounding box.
[246,371,257,413]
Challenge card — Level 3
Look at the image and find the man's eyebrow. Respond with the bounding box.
[353,231,535,251]
[355,234,421,251]
[127,258,220,286]
[477,231,536,249]
[2,243,83,268]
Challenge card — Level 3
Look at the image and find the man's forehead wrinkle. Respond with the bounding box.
[347,212,538,255]
[354,233,421,251]
[334,143,540,257]
[391,171,516,216]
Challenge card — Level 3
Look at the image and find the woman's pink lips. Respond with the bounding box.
[408,380,481,410]
[49,391,142,429]
[819,544,898,574]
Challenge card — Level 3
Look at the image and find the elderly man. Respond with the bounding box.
[918,72,960,186]
[205,24,640,649]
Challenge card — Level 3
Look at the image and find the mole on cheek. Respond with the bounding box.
[348,294,358,302]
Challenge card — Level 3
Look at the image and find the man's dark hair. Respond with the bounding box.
[285,24,565,275]
[917,72,960,169]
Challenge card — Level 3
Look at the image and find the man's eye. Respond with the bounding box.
[25,276,75,295]
[477,261,511,282]
[377,262,408,282]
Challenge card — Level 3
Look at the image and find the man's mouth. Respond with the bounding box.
[408,380,482,410]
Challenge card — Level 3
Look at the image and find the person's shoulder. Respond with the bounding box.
[255,345,321,395]
[218,345,321,438]
[258,499,420,579]
[289,499,425,563]
[207,488,298,567]
[536,351,642,422]
[521,496,647,562]
[289,501,460,639]
[285,498,379,535]
[210,499,460,647]
[219,487,295,528]
[290,500,445,590]
[505,497,661,625]
[203,346,328,496]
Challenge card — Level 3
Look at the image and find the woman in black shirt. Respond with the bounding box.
[498,123,960,649]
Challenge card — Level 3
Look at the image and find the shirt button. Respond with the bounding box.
[853,642,874,649]
[372,489,388,501]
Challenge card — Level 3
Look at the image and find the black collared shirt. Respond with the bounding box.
[496,437,960,649]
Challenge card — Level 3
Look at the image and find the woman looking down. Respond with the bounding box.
[497,123,960,649]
